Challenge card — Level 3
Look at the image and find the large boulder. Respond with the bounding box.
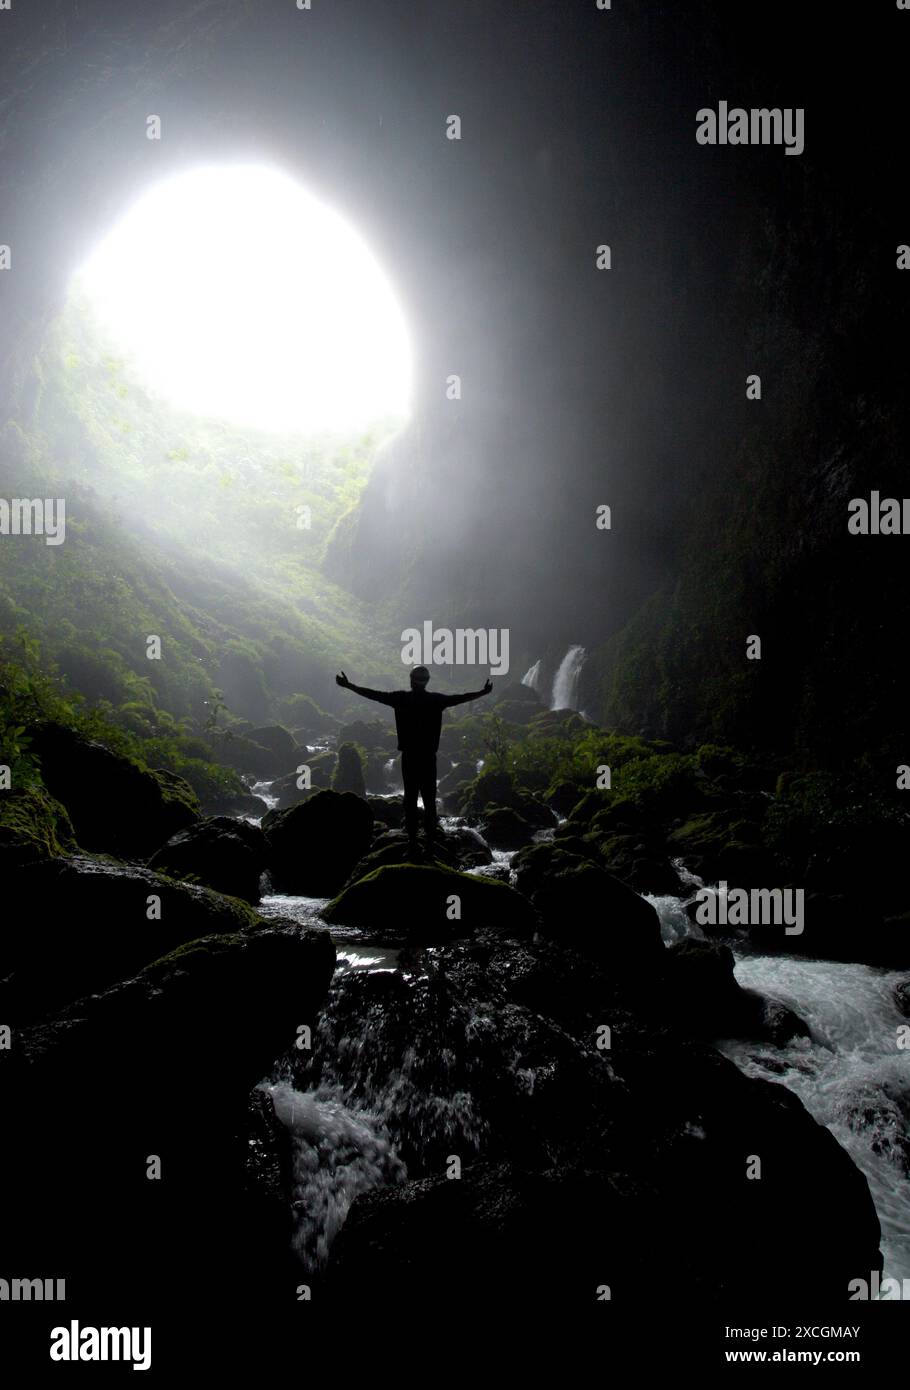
[1,918,335,1311]
[511,838,592,896]
[30,722,199,859]
[480,804,538,849]
[661,937,811,1044]
[263,788,374,894]
[246,724,298,774]
[1,854,260,1022]
[147,815,269,903]
[323,862,538,942]
[313,934,879,1310]
[327,1052,880,1309]
[341,826,493,887]
[531,863,665,967]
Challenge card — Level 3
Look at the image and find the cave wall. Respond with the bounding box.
[2,1,908,750]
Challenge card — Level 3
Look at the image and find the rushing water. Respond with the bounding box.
[550,644,586,710]
[645,889,910,1291]
[721,956,910,1285]
[251,789,909,1291]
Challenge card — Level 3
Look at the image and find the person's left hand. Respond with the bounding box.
[483,678,493,694]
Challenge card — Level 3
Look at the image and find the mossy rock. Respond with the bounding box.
[324,863,538,942]
[150,767,201,822]
[0,785,76,866]
[1,854,262,1022]
[480,804,538,850]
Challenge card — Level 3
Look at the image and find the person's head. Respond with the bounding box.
[409,665,430,690]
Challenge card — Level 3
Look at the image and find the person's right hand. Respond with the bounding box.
[336,671,349,688]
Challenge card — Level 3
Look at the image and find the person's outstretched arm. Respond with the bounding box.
[336,671,397,705]
[442,677,494,707]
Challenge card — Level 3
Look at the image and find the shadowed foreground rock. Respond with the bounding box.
[147,814,269,904]
[263,787,374,893]
[30,721,199,859]
[1,853,261,1023]
[326,1050,881,1309]
[0,919,336,1309]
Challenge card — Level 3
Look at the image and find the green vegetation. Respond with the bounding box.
[0,293,403,756]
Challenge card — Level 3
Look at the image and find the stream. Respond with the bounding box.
[250,788,910,1293]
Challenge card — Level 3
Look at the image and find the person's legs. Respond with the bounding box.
[401,751,420,843]
[419,754,438,848]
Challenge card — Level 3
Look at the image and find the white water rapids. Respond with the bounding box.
[254,790,909,1291]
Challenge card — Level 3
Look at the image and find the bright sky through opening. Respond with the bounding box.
[73,164,413,434]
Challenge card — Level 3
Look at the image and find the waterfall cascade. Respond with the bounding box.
[521,658,542,692]
[550,644,586,710]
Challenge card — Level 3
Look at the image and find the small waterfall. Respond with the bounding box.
[550,644,586,710]
[521,659,542,691]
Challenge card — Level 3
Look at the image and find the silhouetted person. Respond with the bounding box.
[336,665,492,850]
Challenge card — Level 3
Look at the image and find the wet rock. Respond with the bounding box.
[325,1029,880,1309]
[1,918,335,1311]
[148,815,269,903]
[661,938,811,1044]
[895,980,910,1018]
[263,788,374,894]
[323,862,538,942]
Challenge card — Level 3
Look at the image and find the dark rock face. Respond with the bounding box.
[0,919,336,1310]
[148,815,269,904]
[323,863,538,942]
[263,788,374,894]
[1,854,260,1022]
[30,722,199,859]
[531,863,665,968]
[662,937,811,1045]
[313,933,880,1309]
